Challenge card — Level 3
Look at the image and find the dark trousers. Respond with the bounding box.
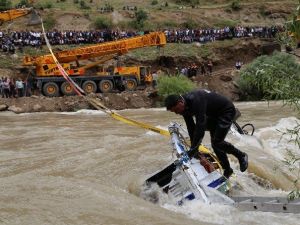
[17,88,23,97]
[206,109,244,171]
[3,88,9,98]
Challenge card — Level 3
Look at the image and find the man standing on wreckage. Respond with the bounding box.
[165,89,248,178]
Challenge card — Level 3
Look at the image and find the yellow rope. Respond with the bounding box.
[38,14,223,171]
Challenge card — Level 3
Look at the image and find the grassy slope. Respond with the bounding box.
[0,38,239,69]
[10,0,298,28]
[1,0,297,70]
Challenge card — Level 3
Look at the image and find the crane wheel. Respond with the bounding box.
[82,80,97,94]
[99,80,113,93]
[125,79,137,91]
[61,82,75,96]
[43,82,59,97]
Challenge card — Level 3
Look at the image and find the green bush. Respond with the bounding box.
[116,21,131,30]
[44,1,53,9]
[129,9,148,29]
[259,5,268,17]
[93,17,112,29]
[151,0,158,5]
[0,0,12,10]
[17,0,29,7]
[80,0,90,9]
[231,0,241,11]
[43,15,56,30]
[157,74,197,97]
[213,19,239,28]
[161,20,178,29]
[175,0,199,6]
[135,9,148,24]
[181,18,198,29]
[238,51,300,101]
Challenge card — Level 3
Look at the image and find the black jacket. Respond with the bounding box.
[182,90,235,149]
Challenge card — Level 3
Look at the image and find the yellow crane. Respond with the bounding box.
[23,31,167,96]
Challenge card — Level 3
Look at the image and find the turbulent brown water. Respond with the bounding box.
[1,101,300,225]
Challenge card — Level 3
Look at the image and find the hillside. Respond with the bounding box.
[0,0,298,112]
[6,0,298,30]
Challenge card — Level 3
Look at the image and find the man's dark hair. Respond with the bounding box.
[165,94,181,110]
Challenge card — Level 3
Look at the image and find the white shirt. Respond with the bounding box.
[16,80,24,89]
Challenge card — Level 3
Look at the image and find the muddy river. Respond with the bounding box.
[0,101,299,225]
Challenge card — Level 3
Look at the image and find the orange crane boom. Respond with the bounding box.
[23,31,167,66]
[0,8,33,25]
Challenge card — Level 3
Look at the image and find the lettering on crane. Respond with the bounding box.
[45,66,70,75]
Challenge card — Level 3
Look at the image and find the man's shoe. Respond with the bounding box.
[223,168,233,179]
[239,153,248,172]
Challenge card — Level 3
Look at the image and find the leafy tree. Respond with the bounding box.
[238,51,300,199]
[238,51,300,101]
[275,28,297,51]
[131,9,148,29]
[286,0,300,45]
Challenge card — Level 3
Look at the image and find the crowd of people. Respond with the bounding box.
[0,77,33,98]
[0,25,283,52]
[0,25,281,98]
[164,26,281,43]
[180,59,214,78]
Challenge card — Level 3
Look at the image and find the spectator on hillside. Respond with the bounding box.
[207,60,213,75]
[235,61,243,70]
[200,62,206,75]
[181,67,188,76]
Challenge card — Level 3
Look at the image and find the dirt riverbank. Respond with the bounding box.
[0,68,242,113]
[0,37,282,114]
[0,90,156,113]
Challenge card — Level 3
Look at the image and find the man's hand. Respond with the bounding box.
[187,146,199,158]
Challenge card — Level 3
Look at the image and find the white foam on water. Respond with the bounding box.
[163,197,300,225]
[144,125,169,136]
[59,109,106,115]
[253,117,299,160]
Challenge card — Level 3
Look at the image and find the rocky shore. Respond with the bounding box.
[0,90,156,114]
[0,69,244,114]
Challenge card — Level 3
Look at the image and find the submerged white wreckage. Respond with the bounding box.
[145,122,233,205]
[144,122,300,213]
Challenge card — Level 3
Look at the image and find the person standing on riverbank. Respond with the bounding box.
[16,78,24,97]
[207,60,213,75]
[164,90,248,178]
